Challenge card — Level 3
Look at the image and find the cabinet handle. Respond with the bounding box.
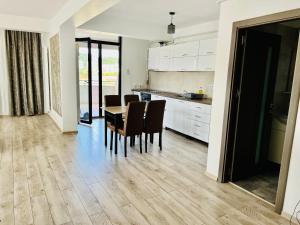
[195,115,202,118]
[195,125,202,128]
[196,107,202,109]
[206,51,214,54]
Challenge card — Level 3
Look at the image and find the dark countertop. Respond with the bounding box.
[132,89,212,105]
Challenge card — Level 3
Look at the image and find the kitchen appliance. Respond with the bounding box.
[183,92,204,100]
[141,92,151,101]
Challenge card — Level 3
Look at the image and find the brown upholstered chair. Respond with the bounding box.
[124,94,140,105]
[109,101,146,157]
[104,95,121,149]
[104,95,121,107]
[143,100,166,152]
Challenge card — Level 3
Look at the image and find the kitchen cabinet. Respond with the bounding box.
[172,41,199,58]
[136,93,211,143]
[198,38,217,55]
[197,55,216,71]
[148,38,217,72]
[158,46,172,71]
[148,47,160,70]
[171,56,198,71]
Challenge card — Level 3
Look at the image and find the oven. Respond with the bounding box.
[141,92,151,102]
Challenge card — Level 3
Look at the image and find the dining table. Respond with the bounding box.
[102,106,127,154]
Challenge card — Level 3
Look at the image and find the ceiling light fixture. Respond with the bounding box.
[168,12,176,34]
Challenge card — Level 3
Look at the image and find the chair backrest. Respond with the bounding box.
[124,101,146,136]
[124,94,139,105]
[104,95,121,107]
[144,100,166,133]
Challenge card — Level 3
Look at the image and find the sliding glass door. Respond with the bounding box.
[91,43,100,118]
[100,44,120,116]
[76,38,122,124]
[77,39,92,124]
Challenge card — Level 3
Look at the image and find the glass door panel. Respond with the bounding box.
[78,41,92,124]
[101,44,119,112]
[91,43,100,118]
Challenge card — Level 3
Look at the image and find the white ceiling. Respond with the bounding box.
[100,0,219,27]
[0,0,69,19]
[80,0,220,40]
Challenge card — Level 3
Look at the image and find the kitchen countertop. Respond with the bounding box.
[132,89,212,105]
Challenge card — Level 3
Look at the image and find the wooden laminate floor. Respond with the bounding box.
[0,115,292,225]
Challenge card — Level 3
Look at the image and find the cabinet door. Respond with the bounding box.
[174,100,192,135]
[159,46,172,59]
[172,41,199,58]
[197,55,216,71]
[165,98,175,129]
[159,58,171,71]
[171,57,198,71]
[198,38,217,55]
[158,46,172,71]
[148,47,160,70]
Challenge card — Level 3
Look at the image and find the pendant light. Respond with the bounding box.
[168,12,176,34]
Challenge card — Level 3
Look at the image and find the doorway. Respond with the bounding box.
[222,18,300,207]
[76,37,122,124]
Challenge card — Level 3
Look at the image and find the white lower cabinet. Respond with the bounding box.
[159,95,211,143]
[146,94,211,143]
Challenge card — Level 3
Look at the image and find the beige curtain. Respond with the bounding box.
[5,30,44,116]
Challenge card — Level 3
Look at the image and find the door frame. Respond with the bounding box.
[218,8,300,213]
[76,37,122,119]
[76,38,93,124]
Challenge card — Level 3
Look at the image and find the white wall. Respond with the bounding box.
[121,37,150,99]
[0,14,48,33]
[59,19,78,132]
[0,29,10,115]
[207,0,300,217]
[173,20,219,39]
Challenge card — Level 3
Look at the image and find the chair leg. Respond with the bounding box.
[150,133,154,144]
[133,136,136,145]
[130,136,133,147]
[119,134,121,140]
[139,134,142,154]
[110,130,113,150]
[124,136,127,157]
[159,131,162,151]
[145,133,148,153]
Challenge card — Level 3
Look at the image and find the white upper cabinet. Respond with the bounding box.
[148,38,217,72]
[198,38,217,55]
[197,55,216,71]
[148,47,160,70]
[172,41,199,58]
[159,46,172,71]
[159,45,172,59]
[171,56,198,71]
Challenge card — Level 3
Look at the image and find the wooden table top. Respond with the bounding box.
[101,106,127,114]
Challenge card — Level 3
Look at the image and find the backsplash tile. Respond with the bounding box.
[149,71,215,98]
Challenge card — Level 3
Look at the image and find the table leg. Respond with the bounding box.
[114,116,118,154]
[104,114,107,146]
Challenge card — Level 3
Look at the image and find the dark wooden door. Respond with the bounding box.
[230,29,281,181]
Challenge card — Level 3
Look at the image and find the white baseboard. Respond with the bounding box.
[205,170,218,181]
[48,110,63,131]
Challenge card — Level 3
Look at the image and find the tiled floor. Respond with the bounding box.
[235,166,279,204]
